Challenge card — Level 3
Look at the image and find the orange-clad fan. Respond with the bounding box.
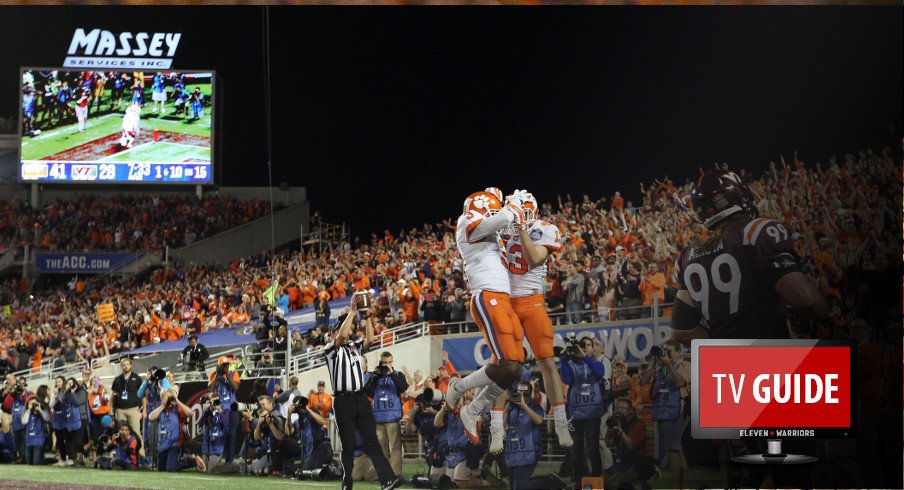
[308,380,333,428]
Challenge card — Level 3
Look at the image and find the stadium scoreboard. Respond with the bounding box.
[21,162,210,183]
[19,68,214,185]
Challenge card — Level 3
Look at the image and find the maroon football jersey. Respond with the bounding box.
[675,216,800,339]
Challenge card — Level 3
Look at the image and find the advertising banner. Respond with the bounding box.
[35,251,142,273]
[442,319,671,371]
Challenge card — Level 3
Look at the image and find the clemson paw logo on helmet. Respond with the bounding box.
[472,194,490,210]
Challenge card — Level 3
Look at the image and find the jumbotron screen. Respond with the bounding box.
[19,68,214,184]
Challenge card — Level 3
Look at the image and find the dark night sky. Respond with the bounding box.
[1,7,901,238]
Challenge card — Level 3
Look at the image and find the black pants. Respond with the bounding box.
[334,393,396,487]
[13,429,25,461]
[67,424,85,461]
[571,416,602,482]
[509,463,566,490]
[54,429,69,461]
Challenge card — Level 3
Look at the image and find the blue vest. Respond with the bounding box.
[372,374,402,423]
[157,408,180,452]
[652,364,681,421]
[566,359,604,420]
[293,413,314,459]
[25,413,47,447]
[115,434,139,465]
[504,405,541,468]
[147,383,162,412]
[415,412,446,455]
[11,398,25,431]
[214,375,236,409]
[51,403,66,431]
[353,431,364,458]
[64,395,82,431]
[445,411,467,468]
[202,411,227,456]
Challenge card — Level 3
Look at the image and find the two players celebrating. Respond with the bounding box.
[447,187,573,453]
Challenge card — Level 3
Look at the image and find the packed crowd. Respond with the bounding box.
[0,194,276,254]
[1,146,899,378]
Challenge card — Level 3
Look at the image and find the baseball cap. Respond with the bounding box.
[615,245,625,252]
[317,380,326,386]
[101,415,113,427]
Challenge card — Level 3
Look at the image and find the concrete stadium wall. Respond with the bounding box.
[170,200,310,266]
[295,335,445,393]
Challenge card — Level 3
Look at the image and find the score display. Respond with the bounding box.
[22,162,209,183]
[19,68,214,185]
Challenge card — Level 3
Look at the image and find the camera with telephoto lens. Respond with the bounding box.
[411,473,455,489]
[650,345,665,358]
[293,395,309,411]
[606,413,627,429]
[415,388,446,407]
[554,336,584,359]
[508,382,529,405]
[374,364,391,376]
[216,363,229,376]
[149,369,167,382]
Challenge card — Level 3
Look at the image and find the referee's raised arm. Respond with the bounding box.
[332,307,356,346]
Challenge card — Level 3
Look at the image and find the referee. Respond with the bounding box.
[324,306,403,490]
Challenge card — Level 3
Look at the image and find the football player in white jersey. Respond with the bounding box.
[488,189,574,452]
[445,187,528,445]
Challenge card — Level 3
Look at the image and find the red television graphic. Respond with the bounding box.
[691,339,857,464]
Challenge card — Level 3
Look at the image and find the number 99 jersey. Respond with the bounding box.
[674,217,800,339]
[502,220,562,298]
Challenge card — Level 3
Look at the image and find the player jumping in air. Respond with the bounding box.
[445,187,527,445]
[492,189,573,451]
[119,104,141,148]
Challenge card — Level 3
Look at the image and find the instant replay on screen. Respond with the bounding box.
[18,68,213,184]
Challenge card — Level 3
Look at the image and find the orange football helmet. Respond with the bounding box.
[521,192,538,226]
[463,190,503,217]
[484,187,504,202]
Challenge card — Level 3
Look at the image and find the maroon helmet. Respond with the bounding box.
[691,170,757,229]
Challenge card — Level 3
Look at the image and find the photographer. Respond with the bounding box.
[503,382,567,490]
[433,398,488,488]
[148,389,203,472]
[285,393,332,472]
[3,377,30,463]
[20,396,49,465]
[198,394,228,471]
[181,335,209,372]
[603,398,649,489]
[208,359,241,463]
[364,351,408,477]
[63,376,89,467]
[110,423,141,470]
[404,398,446,476]
[641,340,690,490]
[138,367,170,468]
[559,337,606,484]
[251,395,287,476]
[49,377,70,466]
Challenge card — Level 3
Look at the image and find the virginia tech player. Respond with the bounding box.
[488,189,573,452]
[444,187,527,445]
[670,170,828,344]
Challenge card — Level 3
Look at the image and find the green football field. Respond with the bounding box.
[0,461,721,489]
[21,83,212,162]
[102,141,210,164]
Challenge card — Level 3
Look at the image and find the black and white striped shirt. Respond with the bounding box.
[323,338,366,393]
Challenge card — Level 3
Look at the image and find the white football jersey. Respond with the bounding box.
[502,220,562,298]
[455,210,511,295]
